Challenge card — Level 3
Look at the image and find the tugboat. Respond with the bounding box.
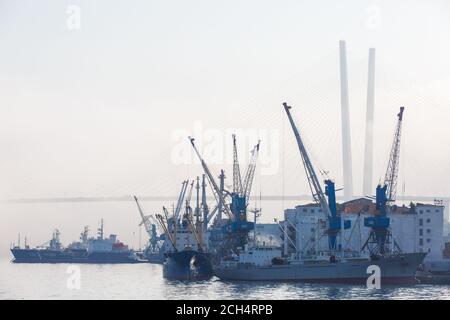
[10,220,145,264]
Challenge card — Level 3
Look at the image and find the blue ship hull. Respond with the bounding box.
[163,250,213,280]
[10,248,146,264]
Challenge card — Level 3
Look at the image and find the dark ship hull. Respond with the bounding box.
[163,250,213,280]
[10,248,145,264]
[214,252,426,284]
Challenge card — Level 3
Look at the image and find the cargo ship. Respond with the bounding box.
[163,247,213,280]
[155,179,213,280]
[10,220,145,264]
[214,245,426,284]
[161,219,213,280]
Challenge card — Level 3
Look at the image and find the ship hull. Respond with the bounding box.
[214,253,426,285]
[163,251,213,280]
[10,248,145,264]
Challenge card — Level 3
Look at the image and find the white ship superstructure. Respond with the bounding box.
[283,201,444,262]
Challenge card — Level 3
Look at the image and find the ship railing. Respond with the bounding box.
[299,249,366,261]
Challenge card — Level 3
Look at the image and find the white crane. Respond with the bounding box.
[232,134,244,196]
[383,107,405,202]
[283,103,348,254]
[242,141,261,204]
[174,180,189,222]
[189,137,234,220]
[283,103,331,220]
[133,195,152,237]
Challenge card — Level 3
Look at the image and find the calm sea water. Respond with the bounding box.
[1,202,450,300]
[1,260,450,300]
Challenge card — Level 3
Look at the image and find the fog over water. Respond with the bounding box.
[1,0,450,253]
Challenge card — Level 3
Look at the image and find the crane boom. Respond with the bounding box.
[383,107,405,202]
[155,213,177,251]
[189,137,234,220]
[174,180,188,221]
[242,141,261,202]
[185,212,204,252]
[283,103,331,219]
[185,180,195,211]
[232,134,243,195]
[201,174,209,229]
[148,215,162,234]
[283,103,350,253]
[133,196,152,234]
[195,176,201,222]
[163,206,176,247]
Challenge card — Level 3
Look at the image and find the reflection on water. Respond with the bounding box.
[1,260,450,300]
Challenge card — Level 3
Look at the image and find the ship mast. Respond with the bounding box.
[98,219,104,240]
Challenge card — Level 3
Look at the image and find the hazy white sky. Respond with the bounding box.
[0,0,450,248]
[1,0,450,198]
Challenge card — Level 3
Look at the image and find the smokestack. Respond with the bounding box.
[363,48,376,196]
[339,40,354,201]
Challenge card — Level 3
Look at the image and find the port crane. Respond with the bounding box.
[384,106,405,203]
[232,134,244,196]
[190,137,234,221]
[231,134,260,202]
[283,102,350,255]
[133,195,162,254]
[189,135,260,253]
[174,180,189,223]
[204,170,228,227]
[362,107,405,256]
[228,135,261,226]
[242,140,261,205]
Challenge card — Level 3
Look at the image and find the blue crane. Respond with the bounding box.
[363,107,405,255]
[283,103,350,254]
[189,136,259,253]
[133,195,163,253]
